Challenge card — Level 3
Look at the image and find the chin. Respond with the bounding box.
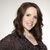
[27,27,32,31]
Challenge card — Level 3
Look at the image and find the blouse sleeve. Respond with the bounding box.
[43,44,47,50]
[0,34,17,50]
[39,41,48,50]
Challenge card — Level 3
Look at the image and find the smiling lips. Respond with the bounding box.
[27,22,33,26]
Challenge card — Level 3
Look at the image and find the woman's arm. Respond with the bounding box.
[0,34,17,50]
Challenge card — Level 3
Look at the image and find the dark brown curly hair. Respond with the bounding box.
[13,2,43,42]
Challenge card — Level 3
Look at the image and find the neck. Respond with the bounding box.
[24,28,31,36]
[23,28,38,45]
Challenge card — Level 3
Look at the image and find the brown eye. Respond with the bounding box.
[26,14,31,16]
[34,16,37,19]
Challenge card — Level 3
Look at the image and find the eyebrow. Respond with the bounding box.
[26,13,37,16]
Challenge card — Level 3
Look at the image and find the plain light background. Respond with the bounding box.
[0,0,50,50]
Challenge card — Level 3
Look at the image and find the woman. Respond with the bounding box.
[0,2,47,50]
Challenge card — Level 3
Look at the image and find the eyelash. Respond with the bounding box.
[26,14,37,19]
[26,14,30,16]
[34,16,37,19]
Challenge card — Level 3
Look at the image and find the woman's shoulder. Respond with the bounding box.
[0,30,18,42]
[0,30,21,50]
[38,41,47,50]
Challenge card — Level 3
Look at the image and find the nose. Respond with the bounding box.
[29,18,33,24]
[30,17,33,22]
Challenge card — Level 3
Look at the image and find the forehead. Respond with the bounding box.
[25,7,37,15]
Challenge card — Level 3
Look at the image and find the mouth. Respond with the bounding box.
[27,22,33,26]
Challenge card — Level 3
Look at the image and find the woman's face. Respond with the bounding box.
[22,7,38,31]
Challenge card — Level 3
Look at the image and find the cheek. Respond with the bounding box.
[22,17,28,26]
[33,19,37,25]
[23,20,28,26]
[23,16,28,23]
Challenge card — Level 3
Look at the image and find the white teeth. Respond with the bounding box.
[29,24,31,25]
[29,24,32,26]
[27,22,33,26]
